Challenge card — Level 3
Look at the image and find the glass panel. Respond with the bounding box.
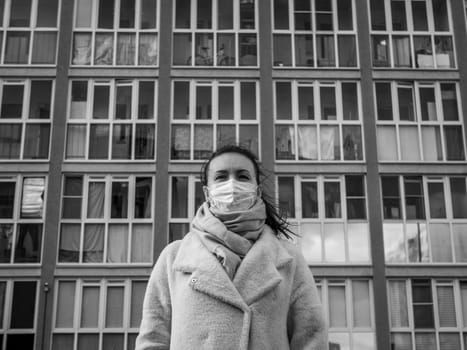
[218,86,233,120]
[375,83,392,120]
[391,333,412,350]
[419,87,436,121]
[275,126,295,160]
[130,281,147,327]
[29,81,52,119]
[398,86,415,121]
[94,33,114,65]
[14,223,42,263]
[103,334,124,350]
[300,223,321,263]
[412,280,434,328]
[414,333,436,350]
[59,224,80,262]
[388,281,409,327]
[298,86,314,120]
[320,86,336,120]
[194,125,213,159]
[337,0,352,30]
[348,223,370,261]
[171,177,188,218]
[239,125,258,156]
[324,223,345,262]
[453,224,467,262]
[131,224,152,262]
[83,224,104,262]
[239,34,257,66]
[216,125,235,148]
[450,178,467,218]
[171,125,190,159]
[428,182,446,218]
[93,85,110,119]
[444,126,465,160]
[23,124,50,159]
[329,333,350,350]
[400,126,420,161]
[382,177,401,219]
[407,222,429,262]
[111,182,128,218]
[352,281,371,327]
[346,175,365,219]
[414,36,433,68]
[141,0,157,28]
[217,34,235,66]
[391,0,407,30]
[324,182,341,218]
[70,81,88,119]
[89,125,109,159]
[429,223,452,262]
[274,0,289,29]
[439,333,460,350]
[412,1,428,30]
[317,35,335,67]
[273,35,292,67]
[87,182,105,218]
[461,282,467,326]
[1,85,23,118]
[138,82,154,119]
[134,177,151,218]
[441,83,458,121]
[81,286,99,327]
[298,126,317,160]
[5,32,30,63]
[175,0,190,28]
[105,286,124,326]
[112,124,132,159]
[194,33,213,65]
[0,124,21,159]
[384,223,406,262]
[295,0,311,30]
[329,285,347,326]
[432,0,449,31]
[422,126,442,161]
[240,0,255,29]
[301,182,318,218]
[338,35,357,67]
[55,281,75,328]
[372,35,389,66]
[437,286,456,327]
[352,333,375,350]
[7,334,35,349]
[173,81,190,119]
[316,0,333,29]
[62,176,82,218]
[66,124,86,159]
[393,36,411,67]
[196,86,212,119]
[0,224,12,262]
[278,177,295,217]
[32,32,56,64]
[72,33,91,65]
[276,82,292,119]
[10,0,31,27]
[218,0,233,29]
[98,0,114,28]
[119,0,135,28]
[241,82,256,120]
[138,34,157,66]
[0,182,15,219]
[320,126,340,160]
[172,33,191,65]
[435,36,454,68]
[117,33,135,65]
[78,334,99,350]
[52,334,74,350]
[76,0,92,27]
[197,0,212,28]
[295,35,313,67]
[169,223,189,242]
[21,178,45,218]
[342,83,358,120]
[343,126,362,161]
[11,281,36,328]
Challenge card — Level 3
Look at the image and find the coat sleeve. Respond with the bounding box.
[287,249,328,350]
[135,245,174,350]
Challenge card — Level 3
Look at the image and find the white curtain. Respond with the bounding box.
[59,224,80,262]
[83,224,104,262]
[297,126,317,160]
[72,33,91,65]
[393,37,411,67]
[131,224,152,262]
[320,126,336,160]
[117,33,135,65]
[172,125,190,159]
[66,125,86,159]
[94,34,113,65]
[139,34,157,65]
[87,182,105,218]
[107,224,128,263]
[388,281,409,327]
[21,178,45,218]
[437,286,456,327]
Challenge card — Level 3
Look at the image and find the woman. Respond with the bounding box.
[136,145,327,349]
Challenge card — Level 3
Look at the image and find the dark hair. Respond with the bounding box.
[200,144,295,239]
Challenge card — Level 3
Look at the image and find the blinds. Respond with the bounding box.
[437,286,457,327]
[388,280,409,327]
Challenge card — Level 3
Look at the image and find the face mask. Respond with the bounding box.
[207,179,258,212]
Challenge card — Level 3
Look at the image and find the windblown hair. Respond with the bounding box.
[200,145,295,239]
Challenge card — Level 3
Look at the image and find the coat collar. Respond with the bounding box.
[173,226,293,309]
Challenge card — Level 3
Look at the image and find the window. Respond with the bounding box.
[65,79,156,160]
[0,80,53,160]
[0,280,38,349]
[277,175,370,264]
[388,279,466,350]
[370,0,455,68]
[275,80,363,161]
[375,81,465,161]
[0,176,45,264]
[169,175,204,242]
[0,0,59,64]
[171,80,259,160]
[317,279,375,350]
[58,175,154,264]
[52,279,147,350]
[382,175,467,263]
[272,0,357,67]
[72,0,158,66]
[173,0,257,67]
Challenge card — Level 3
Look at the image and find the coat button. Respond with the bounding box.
[191,278,198,283]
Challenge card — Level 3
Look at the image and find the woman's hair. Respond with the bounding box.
[200,144,295,239]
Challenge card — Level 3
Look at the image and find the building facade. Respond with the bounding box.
[0,0,466,349]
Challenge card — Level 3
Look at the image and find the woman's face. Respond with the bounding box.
[205,152,258,188]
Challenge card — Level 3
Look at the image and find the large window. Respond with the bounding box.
[317,279,376,350]
[173,0,257,67]
[370,0,455,68]
[171,80,259,160]
[0,176,46,264]
[0,80,53,160]
[375,81,465,161]
[0,280,38,350]
[388,279,467,350]
[52,278,146,350]
[0,0,59,64]
[272,0,357,67]
[275,80,363,161]
[277,175,371,264]
[382,175,467,263]
[65,79,156,160]
[58,175,154,264]
[72,0,158,66]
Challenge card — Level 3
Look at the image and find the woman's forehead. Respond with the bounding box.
[208,153,256,173]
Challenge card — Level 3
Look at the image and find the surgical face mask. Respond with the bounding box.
[207,179,258,212]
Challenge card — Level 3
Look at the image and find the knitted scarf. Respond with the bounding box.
[191,199,266,279]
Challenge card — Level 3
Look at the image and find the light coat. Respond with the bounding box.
[135,226,328,349]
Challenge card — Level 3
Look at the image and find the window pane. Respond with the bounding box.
[21,178,45,218]
[81,286,100,327]
[171,177,188,218]
[217,125,235,148]
[218,0,233,29]
[240,82,256,120]
[196,86,212,119]
[444,126,465,160]
[173,81,189,119]
[78,334,99,350]
[375,83,392,120]
[111,182,128,218]
[391,333,413,349]
[87,182,105,218]
[461,282,467,326]
[140,0,156,28]
[32,32,57,64]
[131,224,152,262]
[300,223,321,263]
[320,126,340,160]
[1,85,24,118]
[105,286,124,326]
[171,125,190,159]
[23,124,50,159]
[428,182,446,218]
[72,33,91,65]
[429,223,452,262]
[393,36,411,67]
[346,175,365,219]
[53,334,74,350]
[137,34,158,66]
[94,33,114,65]
[337,0,352,30]
[197,0,212,28]
[217,34,235,66]
[432,0,449,31]
[450,178,467,218]
[37,0,58,27]
[194,33,213,66]
[276,126,295,160]
[66,124,86,159]
[384,223,406,262]
[103,334,123,350]
[29,81,52,119]
[441,83,458,121]
[398,86,415,121]
[11,281,36,328]
[76,0,92,27]
[83,224,104,262]
[117,33,135,65]
[382,177,401,219]
[391,0,407,30]
[298,86,314,120]
[169,223,189,242]
[278,177,294,217]
[439,333,460,350]
[0,226,12,262]
[412,1,428,30]
[98,0,114,28]
[294,35,313,67]
[412,280,434,328]
[372,35,389,67]
[10,0,31,27]
[239,34,257,66]
[298,126,317,160]
[348,223,370,261]
[352,281,371,327]
[342,83,358,120]
[5,32,30,63]
[240,0,254,29]
[453,224,467,262]
[59,224,80,262]
[324,223,345,261]
[329,285,347,326]
[89,125,109,159]
[276,82,292,119]
[388,281,409,327]
[0,124,21,159]
[400,126,420,161]
[62,176,83,219]
[274,0,289,29]
[422,126,442,161]
[435,36,454,68]
[112,124,132,159]
[138,82,154,119]
[415,36,433,68]
[194,125,213,159]
[273,35,292,67]
[338,35,357,67]
[119,0,135,28]
[130,281,147,327]
[135,177,151,219]
[0,182,15,218]
[320,86,336,120]
[301,182,318,218]
[175,0,190,28]
[93,85,110,119]
[218,86,233,120]
[317,35,335,67]
[316,0,333,29]
[343,126,362,161]
[407,223,428,262]
[324,182,341,218]
[55,281,75,328]
[419,87,436,121]
[239,125,258,156]
[437,286,456,327]
[14,223,42,263]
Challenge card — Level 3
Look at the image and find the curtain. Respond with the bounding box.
[107,224,128,263]
[72,33,91,65]
[400,126,420,160]
[94,34,113,65]
[388,281,409,327]
[194,125,213,159]
[320,126,337,160]
[0,123,21,158]
[429,224,452,262]
[59,224,80,262]
[87,182,105,218]
[139,34,157,65]
[32,32,57,64]
[131,224,152,262]
[83,224,104,262]
[21,178,45,218]
[298,126,317,160]
[66,124,86,159]
[135,124,155,159]
[171,125,190,159]
[23,124,50,159]
[117,33,135,65]
[393,37,411,67]
[5,32,29,64]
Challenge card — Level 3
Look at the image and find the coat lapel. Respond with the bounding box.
[173,232,248,312]
[233,227,293,305]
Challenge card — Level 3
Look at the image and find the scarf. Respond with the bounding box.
[191,199,266,279]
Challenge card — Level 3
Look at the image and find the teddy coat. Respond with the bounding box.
[135,226,328,350]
